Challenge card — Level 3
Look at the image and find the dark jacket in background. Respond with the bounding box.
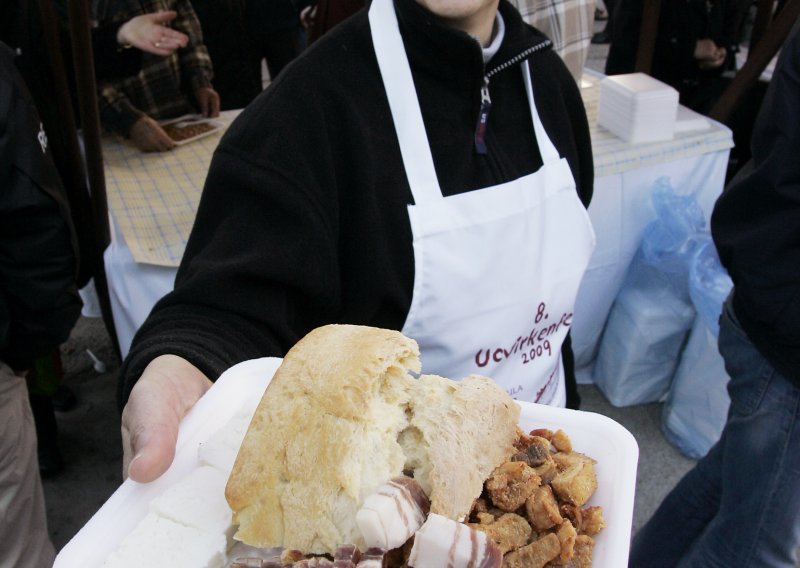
[193,0,303,110]
[0,42,81,372]
[711,20,800,384]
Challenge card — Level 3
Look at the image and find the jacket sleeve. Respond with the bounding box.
[98,82,145,136]
[118,76,340,405]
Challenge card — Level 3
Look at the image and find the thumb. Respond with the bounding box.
[123,417,178,483]
[120,355,212,483]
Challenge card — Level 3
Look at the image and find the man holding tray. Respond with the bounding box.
[118,0,595,484]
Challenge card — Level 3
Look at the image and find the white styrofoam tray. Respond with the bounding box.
[55,357,639,567]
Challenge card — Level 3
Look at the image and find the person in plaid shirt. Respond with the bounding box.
[509,0,594,81]
[96,0,220,152]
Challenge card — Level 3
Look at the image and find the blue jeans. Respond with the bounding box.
[629,294,800,567]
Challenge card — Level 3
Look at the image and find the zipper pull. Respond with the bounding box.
[474,77,492,155]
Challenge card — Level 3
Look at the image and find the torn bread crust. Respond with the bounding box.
[225,324,520,555]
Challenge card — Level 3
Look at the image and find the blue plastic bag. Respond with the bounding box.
[640,177,707,292]
[593,177,701,406]
[662,319,731,459]
[661,235,733,458]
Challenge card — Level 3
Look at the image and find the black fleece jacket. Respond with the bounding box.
[119,0,593,404]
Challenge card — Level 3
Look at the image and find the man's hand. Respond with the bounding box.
[121,355,212,482]
[117,11,189,56]
[194,87,220,118]
[694,38,727,70]
[129,116,176,152]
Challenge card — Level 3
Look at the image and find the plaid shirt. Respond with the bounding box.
[510,0,595,80]
[96,0,214,136]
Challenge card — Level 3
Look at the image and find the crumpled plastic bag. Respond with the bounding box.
[639,176,707,285]
[662,318,731,459]
[662,237,733,459]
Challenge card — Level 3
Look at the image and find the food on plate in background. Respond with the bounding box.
[161,118,219,142]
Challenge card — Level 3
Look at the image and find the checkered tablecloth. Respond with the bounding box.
[102,111,238,267]
[104,83,732,267]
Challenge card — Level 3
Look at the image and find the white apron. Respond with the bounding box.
[369,0,595,406]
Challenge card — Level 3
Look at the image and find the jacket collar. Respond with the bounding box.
[392,0,552,89]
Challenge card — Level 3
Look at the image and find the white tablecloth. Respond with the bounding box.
[105,74,733,361]
[106,216,177,357]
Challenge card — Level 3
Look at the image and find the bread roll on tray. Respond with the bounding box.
[225,324,520,555]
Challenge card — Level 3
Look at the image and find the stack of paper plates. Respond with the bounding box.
[598,73,679,143]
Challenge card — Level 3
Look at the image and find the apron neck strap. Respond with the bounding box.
[522,64,561,164]
[369,0,442,205]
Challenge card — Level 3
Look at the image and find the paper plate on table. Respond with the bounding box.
[55,357,638,567]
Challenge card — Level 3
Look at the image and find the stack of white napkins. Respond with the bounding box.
[598,73,679,143]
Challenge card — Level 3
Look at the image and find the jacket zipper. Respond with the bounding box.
[474,39,553,155]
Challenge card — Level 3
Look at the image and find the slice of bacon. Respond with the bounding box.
[356,476,430,550]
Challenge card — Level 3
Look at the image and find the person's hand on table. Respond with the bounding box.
[129,116,176,152]
[194,87,220,118]
[117,11,189,56]
[121,354,212,483]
